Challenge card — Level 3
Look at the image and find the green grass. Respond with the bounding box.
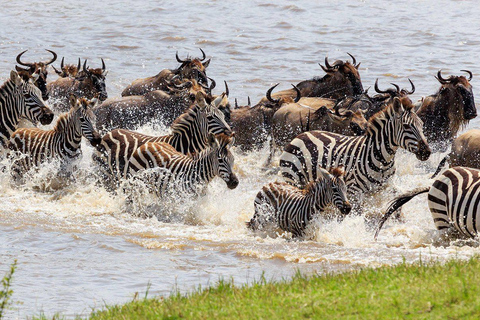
[35,257,480,319]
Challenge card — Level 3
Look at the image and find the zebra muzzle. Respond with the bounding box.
[340,201,352,215]
[226,173,239,189]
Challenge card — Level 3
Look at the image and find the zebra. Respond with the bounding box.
[9,94,101,176]
[94,92,232,183]
[247,167,351,238]
[126,133,238,196]
[279,97,431,202]
[0,70,54,147]
[375,167,480,240]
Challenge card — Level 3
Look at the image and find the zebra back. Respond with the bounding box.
[0,70,53,146]
[279,97,430,195]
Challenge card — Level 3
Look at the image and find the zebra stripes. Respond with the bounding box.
[376,167,480,239]
[0,70,54,147]
[247,167,351,238]
[127,133,238,195]
[279,97,431,197]
[94,93,232,181]
[9,95,101,173]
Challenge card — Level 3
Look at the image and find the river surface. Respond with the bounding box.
[1,0,480,318]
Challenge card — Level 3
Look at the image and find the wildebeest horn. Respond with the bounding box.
[209,77,216,92]
[390,83,400,93]
[374,79,388,93]
[60,57,65,69]
[83,59,88,72]
[319,63,330,73]
[266,83,281,103]
[461,69,473,81]
[435,70,448,84]
[291,84,301,103]
[101,58,106,71]
[324,57,333,70]
[347,52,356,66]
[45,49,57,65]
[224,81,229,97]
[16,50,33,67]
[404,78,415,94]
[235,98,238,108]
[248,96,251,106]
[199,48,206,61]
[52,65,62,76]
[77,58,81,71]
[176,51,186,63]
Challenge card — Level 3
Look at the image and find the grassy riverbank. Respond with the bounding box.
[36,256,480,319]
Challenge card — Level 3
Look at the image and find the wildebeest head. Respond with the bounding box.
[175,48,210,85]
[318,53,363,97]
[366,79,416,120]
[52,57,81,78]
[435,70,476,122]
[263,83,301,110]
[75,59,108,101]
[15,49,57,100]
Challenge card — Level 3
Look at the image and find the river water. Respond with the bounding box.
[1,0,479,318]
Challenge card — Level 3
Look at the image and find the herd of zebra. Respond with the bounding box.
[2,48,480,242]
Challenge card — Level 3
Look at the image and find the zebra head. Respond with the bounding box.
[391,97,431,161]
[208,133,238,189]
[69,94,102,147]
[11,70,54,126]
[197,92,233,136]
[327,167,351,215]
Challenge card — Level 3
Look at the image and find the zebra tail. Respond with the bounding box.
[430,155,449,179]
[374,187,430,240]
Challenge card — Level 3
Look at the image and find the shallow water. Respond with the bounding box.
[1,0,480,318]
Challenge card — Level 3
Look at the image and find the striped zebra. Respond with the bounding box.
[126,133,238,196]
[375,167,480,239]
[0,70,54,147]
[94,92,232,182]
[9,94,101,175]
[279,97,431,199]
[247,167,351,238]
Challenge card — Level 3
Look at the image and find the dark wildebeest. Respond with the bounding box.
[255,53,363,106]
[431,129,480,178]
[93,79,222,132]
[47,59,108,113]
[121,49,211,97]
[15,49,58,100]
[52,57,81,78]
[415,70,476,151]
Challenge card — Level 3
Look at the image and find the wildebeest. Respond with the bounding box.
[47,59,108,113]
[415,70,476,151]
[121,49,211,96]
[15,49,58,100]
[255,53,363,106]
[52,57,81,78]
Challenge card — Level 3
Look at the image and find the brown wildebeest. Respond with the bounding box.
[47,59,108,113]
[121,48,211,96]
[230,84,301,152]
[52,57,81,78]
[15,49,58,100]
[431,129,480,178]
[93,78,220,132]
[415,70,476,151]
[255,53,363,106]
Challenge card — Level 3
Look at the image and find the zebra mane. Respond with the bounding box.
[302,168,330,194]
[0,78,14,96]
[170,104,199,134]
[365,100,412,135]
[52,109,74,132]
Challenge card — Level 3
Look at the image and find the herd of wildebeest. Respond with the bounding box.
[2,48,480,241]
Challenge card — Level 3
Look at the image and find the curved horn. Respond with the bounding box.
[60,57,65,69]
[436,70,448,84]
[248,96,251,106]
[83,59,88,72]
[266,83,281,103]
[208,77,216,92]
[324,56,333,70]
[235,98,238,108]
[390,83,400,93]
[461,69,473,81]
[374,79,388,93]
[224,80,229,97]
[199,48,206,61]
[176,51,186,63]
[77,58,81,72]
[404,78,415,94]
[45,49,57,65]
[16,50,33,67]
[101,58,106,71]
[52,65,62,76]
[319,63,330,73]
[291,84,301,103]
[347,52,356,66]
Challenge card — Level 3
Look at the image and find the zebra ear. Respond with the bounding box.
[329,166,345,177]
[207,133,219,148]
[392,97,404,114]
[69,93,78,108]
[10,70,22,86]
